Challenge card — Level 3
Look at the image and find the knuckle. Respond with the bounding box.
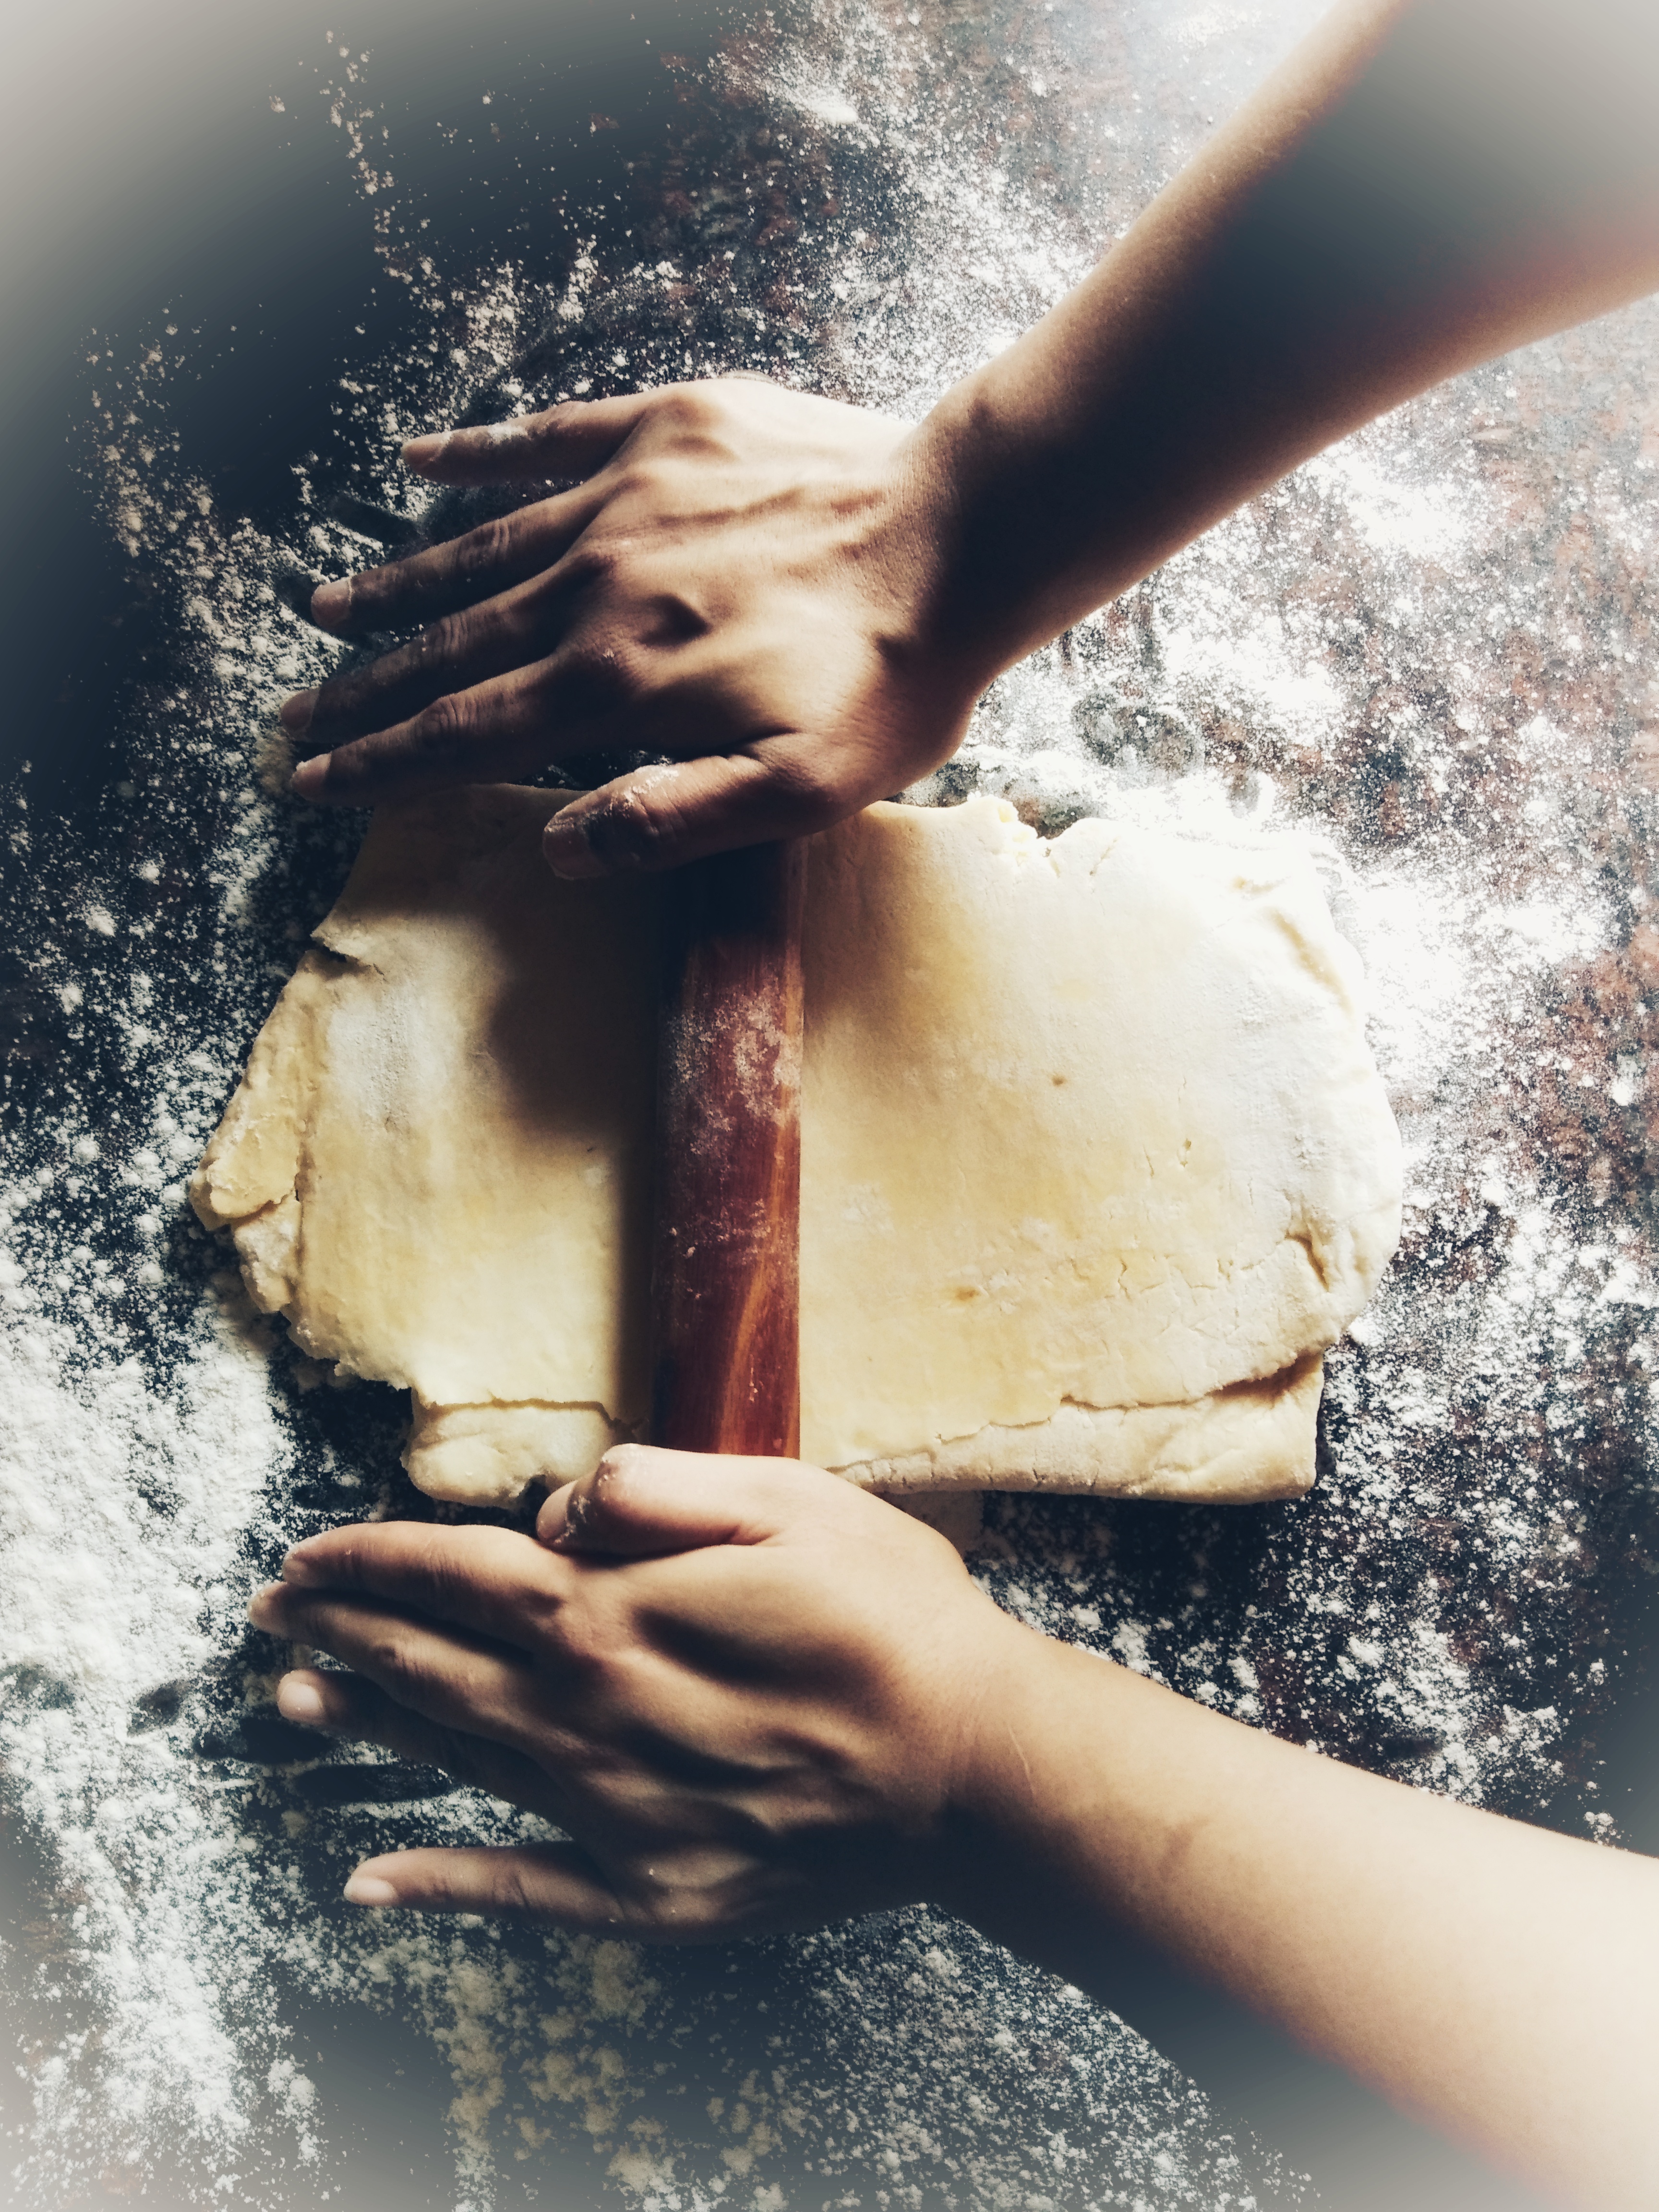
[564,540,625,595]
[617,1862,681,1925]
[492,1857,538,1915]
[561,641,636,717]
[548,1596,627,1682]
[604,457,673,509]
[629,778,692,854]
[414,1539,466,1612]
[374,1635,431,1705]
[594,1443,648,1492]
[655,383,724,434]
[410,690,471,756]
[415,608,475,667]
[769,750,843,827]
[548,1612,606,1679]
[602,462,647,505]
[486,593,535,651]
[452,514,514,582]
[405,623,445,674]
[642,588,710,645]
[584,777,683,869]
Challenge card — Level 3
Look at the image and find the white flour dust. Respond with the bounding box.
[0,1298,288,2153]
[6,0,1659,2207]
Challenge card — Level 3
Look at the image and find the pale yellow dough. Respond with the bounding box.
[192,786,1401,1507]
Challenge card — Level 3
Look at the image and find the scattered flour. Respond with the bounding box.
[6,0,1658,2207]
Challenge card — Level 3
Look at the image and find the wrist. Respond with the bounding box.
[891,381,1019,687]
[926,1602,1115,1935]
[858,416,999,725]
[897,364,1110,690]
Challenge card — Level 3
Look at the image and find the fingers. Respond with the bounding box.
[541,738,850,879]
[276,1666,559,1809]
[303,483,604,640]
[288,613,738,808]
[340,1842,631,1926]
[286,601,536,752]
[249,1581,543,1751]
[536,1443,849,1556]
[400,394,657,487]
[339,1838,785,1939]
[271,1521,569,1649]
[288,662,569,803]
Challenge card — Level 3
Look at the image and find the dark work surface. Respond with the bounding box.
[2,0,747,805]
[3,3,1657,2209]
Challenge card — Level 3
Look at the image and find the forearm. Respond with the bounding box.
[946,1618,1659,2210]
[906,0,1659,678]
[263,1449,1656,2201]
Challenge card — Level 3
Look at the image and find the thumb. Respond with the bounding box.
[401,393,653,484]
[343,1842,626,1926]
[542,744,846,879]
[536,1444,839,1557]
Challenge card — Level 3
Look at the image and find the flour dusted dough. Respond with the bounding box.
[191,790,658,1500]
[192,787,1401,1506]
[802,804,1399,1494]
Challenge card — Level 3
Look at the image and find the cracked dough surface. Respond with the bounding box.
[192,786,1401,1506]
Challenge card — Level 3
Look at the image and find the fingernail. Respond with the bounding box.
[289,753,329,800]
[277,1677,326,1725]
[279,688,316,734]
[344,1872,400,1907]
[401,433,447,471]
[247,1583,283,1628]
[543,812,608,880]
[310,579,351,630]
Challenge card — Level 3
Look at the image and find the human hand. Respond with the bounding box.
[280,380,983,875]
[249,1448,1020,1936]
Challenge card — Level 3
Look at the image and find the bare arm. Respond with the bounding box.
[282,0,1659,871]
[252,1449,1659,2211]
[916,0,1659,668]
[962,1603,1659,2211]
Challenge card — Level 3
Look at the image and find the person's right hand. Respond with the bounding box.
[281,378,984,876]
[251,1447,1022,1937]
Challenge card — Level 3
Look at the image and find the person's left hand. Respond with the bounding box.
[248,1446,1019,1935]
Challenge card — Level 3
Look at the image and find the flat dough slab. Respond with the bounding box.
[192,787,1401,1506]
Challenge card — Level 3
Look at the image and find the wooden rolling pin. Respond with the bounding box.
[650,839,806,1456]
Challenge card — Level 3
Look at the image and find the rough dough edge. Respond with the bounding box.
[402,1396,636,1507]
[833,1351,1324,1503]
